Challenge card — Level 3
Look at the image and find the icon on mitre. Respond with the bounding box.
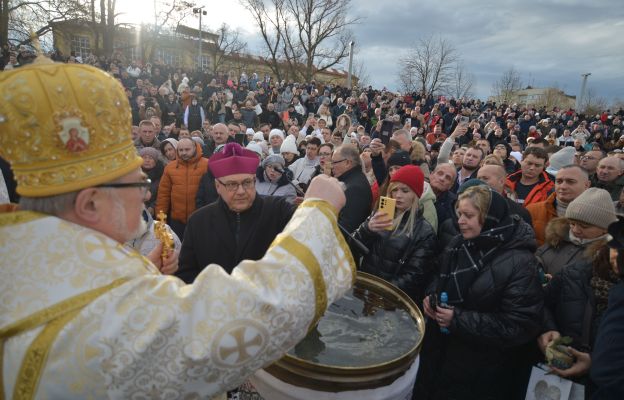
[58,117,89,153]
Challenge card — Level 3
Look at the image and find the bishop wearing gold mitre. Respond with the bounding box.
[0,54,355,399]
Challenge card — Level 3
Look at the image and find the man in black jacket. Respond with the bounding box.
[177,143,294,283]
[331,145,372,233]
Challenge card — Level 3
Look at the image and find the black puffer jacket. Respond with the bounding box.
[439,218,543,349]
[353,211,437,303]
[420,217,544,399]
[542,239,615,353]
[543,261,595,351]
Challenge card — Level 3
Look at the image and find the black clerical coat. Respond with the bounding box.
[176,195,295,283]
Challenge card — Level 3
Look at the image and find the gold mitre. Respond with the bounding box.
[0,58,142,197]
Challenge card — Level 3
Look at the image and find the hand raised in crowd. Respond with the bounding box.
[450,124,468,139]
[147,242,180,275]
[369,138,384,156]
[304,175,346,212]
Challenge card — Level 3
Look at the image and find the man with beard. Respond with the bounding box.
[177,143,296,282]
[155,137,208,239]
[0,59,355,399]
[506,146,554,207]
[451,146,483,193]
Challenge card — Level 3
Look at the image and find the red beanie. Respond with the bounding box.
[390,165,424,198]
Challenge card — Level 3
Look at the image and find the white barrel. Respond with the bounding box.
[243,272,425,400]
[250,356,420,400]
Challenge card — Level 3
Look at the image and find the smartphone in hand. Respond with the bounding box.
[378,196,396,230]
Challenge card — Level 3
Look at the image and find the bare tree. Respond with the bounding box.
[447,60,475,99]
[352,59,370,88]
[212,23,247,76]
[240,0,286,82]
[136,0,197,62]
[240,0,359,82]
[2,0,90,46]
[581,87,608,116]
[534,87,573,110]
[397,35,458,95]
[491,66,522,104]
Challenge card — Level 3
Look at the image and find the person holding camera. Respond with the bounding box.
[353,165,437,304]
[416,184,543,399]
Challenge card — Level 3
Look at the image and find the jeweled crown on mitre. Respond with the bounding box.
[0,56,142,197]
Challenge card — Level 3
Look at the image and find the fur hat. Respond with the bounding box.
[566,188,618,229]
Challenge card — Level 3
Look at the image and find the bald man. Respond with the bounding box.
[591,156,624,200]
[205,123,232,158]
[477,164,532,225]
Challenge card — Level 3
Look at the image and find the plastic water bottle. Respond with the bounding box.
[439,292,450,334]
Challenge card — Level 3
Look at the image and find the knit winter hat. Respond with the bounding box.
[387,150,411,169]
[280,135,298,154]
[390,165,424,198]
[246,142,263,158]
[253,131,265,142]
[566,188,618,229]
[139,147,160,161]
[262,154,285,169]
[547,146,576,176]
[269,129,284,140]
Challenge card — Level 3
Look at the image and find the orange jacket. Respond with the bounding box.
[155,142,208,223]
[505,170,555,208]
[525,192,557,247]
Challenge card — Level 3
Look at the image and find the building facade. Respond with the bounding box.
[51,20,354,85]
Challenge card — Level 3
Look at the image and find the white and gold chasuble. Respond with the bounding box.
[0,200,355,399]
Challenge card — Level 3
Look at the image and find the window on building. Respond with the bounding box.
[155,48,181,66]
[114,41,140,62]
[71,35,91,58]
[196,54,211,70]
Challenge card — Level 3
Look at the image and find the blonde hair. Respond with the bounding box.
[483,154,504,166]
[410,140,426,162]
[387,181,420,237]
[457,185,491,226]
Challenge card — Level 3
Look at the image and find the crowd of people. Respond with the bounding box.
[1,50,624,400]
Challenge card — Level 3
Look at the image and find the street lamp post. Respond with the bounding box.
[576,73,591,111]
[346,41,354,89]
[193,6,207,71]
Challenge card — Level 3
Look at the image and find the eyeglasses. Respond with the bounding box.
[97,179,152,196]
[331,159,348,165]
[580,156,597,161]
[216,177,256,192]
[319,152,332,157]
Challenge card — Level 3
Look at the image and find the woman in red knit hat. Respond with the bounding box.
[353,165,438,303]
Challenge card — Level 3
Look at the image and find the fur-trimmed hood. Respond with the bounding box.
[544,217,610,259]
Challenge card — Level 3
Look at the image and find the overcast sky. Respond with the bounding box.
[120,0,624,103]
